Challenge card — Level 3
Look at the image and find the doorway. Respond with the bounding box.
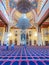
[21,33,26,45]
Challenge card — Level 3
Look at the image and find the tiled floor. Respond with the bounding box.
[0,46,49,65]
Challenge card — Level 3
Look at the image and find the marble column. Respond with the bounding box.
[37,27,42,46]
[4,25,10,45]
[48,27,49,44]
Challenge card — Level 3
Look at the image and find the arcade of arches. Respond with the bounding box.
[0,22,49,46]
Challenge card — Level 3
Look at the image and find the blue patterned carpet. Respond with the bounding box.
[0,46,49,65]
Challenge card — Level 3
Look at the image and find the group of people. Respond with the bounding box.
[6,43,15,50]
[0,41,15,50]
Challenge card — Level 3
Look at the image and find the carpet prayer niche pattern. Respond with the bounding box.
[0,46,49,65]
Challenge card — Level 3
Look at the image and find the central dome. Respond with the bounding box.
[17,0,32,13]
[9,0,37,13]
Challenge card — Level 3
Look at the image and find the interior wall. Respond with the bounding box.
[41,27,49,45]
[0,27,49,46]
[0,27,5,45]
[9,29,21,45]
[9,27,49,46]
[9,28,37,45]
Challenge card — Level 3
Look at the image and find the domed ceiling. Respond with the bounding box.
[0,0,47,29]
[9,0,37,13]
